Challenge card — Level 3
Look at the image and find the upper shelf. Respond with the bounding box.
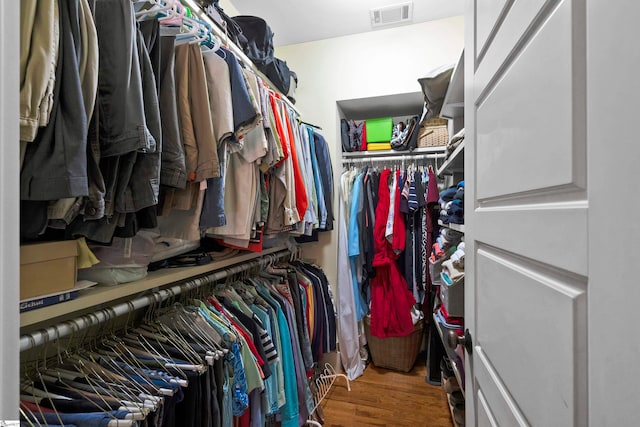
[440,50,464,120]
[337,92,425,121]
[20,246,288,331]
[436,140,464,176]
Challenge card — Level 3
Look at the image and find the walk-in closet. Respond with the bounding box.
[5,1,640,426]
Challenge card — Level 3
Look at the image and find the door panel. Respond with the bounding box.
[475,205,587,276]
[466,0,588,425]
[475,0,510,58]
[477,389,498,427]
[475,349,526,426]
[476,0,579,200]
[474,0,564,95]
[476,247,587,426]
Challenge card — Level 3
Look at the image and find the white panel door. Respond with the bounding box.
[586,1,640,425]
[465,0,588,425]
[0,0,20,420]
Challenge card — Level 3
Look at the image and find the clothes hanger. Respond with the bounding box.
[174,15,200,44]
[89,309,165,400]
[39,315,153,418]
[19,387,52,427]
[37,369,147,418]
[62,354,148,409]
[99,333,172,398]
[123,325,198,378]
[141,310,207,373]
[20,332,67,427]
[20,382,72,401]
[135,0,175,19]
[189,17,220,51]
[18,405,37,427]
[36,373,144,414]
[142,312,199,362]
[156,302,213,363]
[194,298,239,345]
[202,296,244,342]
[136,316,194,362]
[68,343,159,410]
[35,372,66,427]
[172,306,226,362]
[176,300,227,352]
[157,0,185,23]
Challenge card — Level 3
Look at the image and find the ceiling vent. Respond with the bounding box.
[370,2,413,28]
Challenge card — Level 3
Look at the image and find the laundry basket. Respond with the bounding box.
[364,315,424,372]
[417,116,449,147]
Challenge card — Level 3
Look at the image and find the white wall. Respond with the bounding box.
[276,16,464,287]
[218,0,240,16]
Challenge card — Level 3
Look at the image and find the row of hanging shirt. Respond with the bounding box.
[336,162,441,377]
[19,0,333,252]
[21,260,337,427]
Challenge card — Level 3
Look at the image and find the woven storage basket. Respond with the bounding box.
[364,315,424,372]
[417,117,449,147]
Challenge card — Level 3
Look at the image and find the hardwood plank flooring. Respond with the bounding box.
[318,353,454,427]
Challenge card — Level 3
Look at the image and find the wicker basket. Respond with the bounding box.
[417,116,449,147]
[364,315,424,372]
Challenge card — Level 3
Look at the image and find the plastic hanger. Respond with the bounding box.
[175,17,198,43]
[186,16,220,51]
[135,0,175,19]
[157,0,185,23]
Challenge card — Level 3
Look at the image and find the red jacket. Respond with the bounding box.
[369,169,416,338]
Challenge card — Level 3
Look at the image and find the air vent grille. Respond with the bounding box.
[370,2,413,28]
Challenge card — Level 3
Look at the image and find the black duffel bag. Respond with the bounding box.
[231,15,275,66]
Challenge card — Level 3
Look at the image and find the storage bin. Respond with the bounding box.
[440,272,464,317]
[418,116,449,147]
[429,257,446,286]
[365,117,393,143]
[364,315,423,372]
[20,241,78,300]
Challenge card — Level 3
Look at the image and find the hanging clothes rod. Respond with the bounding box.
[341,152,446,164]
[298,120,322,130]
[20,249,292,352]
[182,0,300,115]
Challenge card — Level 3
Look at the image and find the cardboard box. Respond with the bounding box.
[20,241,78,300]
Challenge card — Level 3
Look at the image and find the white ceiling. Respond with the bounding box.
[224,0,464,46]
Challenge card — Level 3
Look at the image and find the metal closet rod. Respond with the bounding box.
[19,249,292,352]
[182,0,300,115]
[341,153,446,164]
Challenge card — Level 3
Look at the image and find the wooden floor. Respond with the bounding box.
[318,353,453,427]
